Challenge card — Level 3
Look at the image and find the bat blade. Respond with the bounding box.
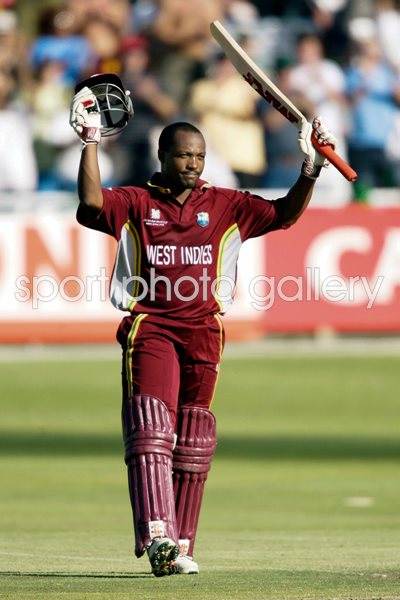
[210,20,357,182]
[210,21,305,126]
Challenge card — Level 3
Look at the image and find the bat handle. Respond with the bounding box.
[311,134,358,182]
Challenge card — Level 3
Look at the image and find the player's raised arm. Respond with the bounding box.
[77,144,103,211]
[279,116,337,227]
[69,86,104,211]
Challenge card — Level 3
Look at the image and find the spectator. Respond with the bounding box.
[345,33,400,201]
[222,0,260,30]
[145,0,223,111]
[130,0,159,35]
[0,9,19,73]
[376,0,400,73]
[67,0,131,35]
[112,34,179,185]
[0,8,30,93]
[82,17,122,75]
[260,58,315,189]
[288,34,348,142]
[189,51,266,188]
[287,33,351,201]
[29,5,96,86]
[0,70,37,191]
[30,59,75,189]
[310,0,351,65]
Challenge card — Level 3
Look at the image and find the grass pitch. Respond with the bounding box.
[1,346,400,599]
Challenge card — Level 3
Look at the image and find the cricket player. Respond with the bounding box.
[70,82,336,577]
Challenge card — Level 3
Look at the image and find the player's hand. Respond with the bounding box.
[69,87,102,145]
[298,116,337,179]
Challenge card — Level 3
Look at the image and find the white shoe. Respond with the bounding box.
[174,555,199,574]
[147,537,180,577]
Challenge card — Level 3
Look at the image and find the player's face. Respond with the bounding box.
[160,131,206,191]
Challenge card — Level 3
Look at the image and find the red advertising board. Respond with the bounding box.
[260,206,400,332]
[0,205,399,342]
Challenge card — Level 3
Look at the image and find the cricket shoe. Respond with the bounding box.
[174,555,199,574]
[147,537,180,577]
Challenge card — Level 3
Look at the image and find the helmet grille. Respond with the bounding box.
[91,82,133,136]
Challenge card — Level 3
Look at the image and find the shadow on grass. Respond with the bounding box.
[1,431,399,460]
[0,571,148,579]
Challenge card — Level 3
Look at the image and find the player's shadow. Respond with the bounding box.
[0,571,150,579]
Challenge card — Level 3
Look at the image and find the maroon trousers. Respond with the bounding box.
[117,313,225,427]
[118,313,223,558]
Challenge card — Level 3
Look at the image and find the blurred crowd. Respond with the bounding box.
[2,0,400,203]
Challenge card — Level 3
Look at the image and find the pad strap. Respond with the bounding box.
[123,395,178,557]
[173,407,217,557]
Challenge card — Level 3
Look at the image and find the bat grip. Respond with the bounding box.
[312,134,357,182]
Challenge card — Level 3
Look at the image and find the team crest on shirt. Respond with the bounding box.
[196,212,209,227]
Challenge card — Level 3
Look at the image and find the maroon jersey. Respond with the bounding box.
[77,173,285,318]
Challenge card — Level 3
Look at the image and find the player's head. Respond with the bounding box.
[158,122,206,191]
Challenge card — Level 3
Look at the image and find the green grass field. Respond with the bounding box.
[1,346,400,599]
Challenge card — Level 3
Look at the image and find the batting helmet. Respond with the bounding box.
[75,73,134,137]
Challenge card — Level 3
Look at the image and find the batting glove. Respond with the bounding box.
[69,86,101,145]
[298,116,337,179]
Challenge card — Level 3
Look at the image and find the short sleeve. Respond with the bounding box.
[231,190,284,241]
[76,187,133,240]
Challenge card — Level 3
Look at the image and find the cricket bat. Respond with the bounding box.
[210,20,357,182]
